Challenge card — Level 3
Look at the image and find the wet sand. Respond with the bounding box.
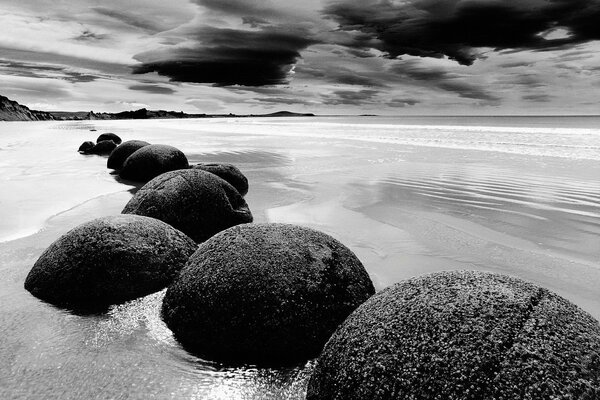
[1,117,599,399]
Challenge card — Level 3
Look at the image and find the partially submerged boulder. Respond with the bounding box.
[107,140,151,170]
[83,140,117,155]
[161,223,375,366]
[192,163,249,196]
[122,169,253,243]
[307,270,600,400]
[24,215,197,312]
[78,141,95,153]
[119,144,189,182]
[97,132,122,144]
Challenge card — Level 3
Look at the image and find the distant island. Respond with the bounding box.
[0,94,314,122]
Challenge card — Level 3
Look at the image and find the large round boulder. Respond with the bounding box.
[119,144,189,182]
[24,215,197,312]
[78,141,95,153]
[192,163,249,196]
[307,270,600,400]
[107,140,151,170]
[122,169,253,243]
[84,140,117,155]
[161,223,375,366]
[97,132,122,144]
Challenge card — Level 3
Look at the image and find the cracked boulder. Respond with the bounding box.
[119,144,189,182]
[192,163,249,196]
[122,169,253,243]
[307,270,600,400]
[161,223,375,366]
[24,215,197,313]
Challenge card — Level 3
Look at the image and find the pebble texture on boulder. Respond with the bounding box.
[107,140,150,170]
[122,169,253,243]
[119,144,189,182]
[97,132,122,144]
[78,141,95,153]
[82,140,117,155]
[24,215,197,312]
[307,270,600,400]
[161,223,375,366]
[192,163,249,196]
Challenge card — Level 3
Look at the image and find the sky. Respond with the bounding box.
[1,0,600,115]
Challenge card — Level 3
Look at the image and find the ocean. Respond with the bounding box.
[1,116,599,399]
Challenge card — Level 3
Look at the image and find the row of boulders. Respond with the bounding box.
[78,133,122,155]
[26,131,599,397]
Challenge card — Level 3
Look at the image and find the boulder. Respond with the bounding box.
[122,169,253,243]
[161,223,375,365]
[24,215,197,312]
[97,132,122,144]
[107,140,151,170]
[192,163,249,196]
[307,270,600,400]
[119,144,189,182]
[83,140,117,155]
[78,141,95,153]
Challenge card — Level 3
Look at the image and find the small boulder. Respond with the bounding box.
[107,140,151,170]
[24,215,197,312]
[97,132,122,144]
[307,270,600,400]
[192,163,249,196]
[119,144,189,182]
[78,141,95,153]
[122,169,253,243]
[84,140,117,155]
[161,223,375,365]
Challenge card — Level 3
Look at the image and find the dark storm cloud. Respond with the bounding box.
[322,89,380,105]
[389,61,500,103]
[129,84,176,94]
[324,0,600,65]
[133,26,318,86]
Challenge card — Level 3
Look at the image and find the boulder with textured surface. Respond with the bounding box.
[78,141,95,153]
[192,163,249,196]
[122,169,253,242]
[307,270,600,400]
[24,215,197,312]
[161,223,375,366]
[97,132,122,144]
[83,140,117,155]
[107,140,150,170]
[119,144,189,182]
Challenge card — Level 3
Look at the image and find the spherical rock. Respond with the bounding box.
[107,140,151,170]
[97,132,122,144]
[192,163,249,196]
[307,270,600,400]
[78,141,95,153]
[119,144,189,182]
[24,215,197,312]
[161,223,375,365]
[122,169,253,243]
[84,140,117,155]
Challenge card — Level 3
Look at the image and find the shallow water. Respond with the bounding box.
[1,116,599,399]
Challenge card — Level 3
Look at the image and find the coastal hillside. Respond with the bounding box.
[0,95,56,121]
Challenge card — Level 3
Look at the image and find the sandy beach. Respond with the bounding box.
[1,116,599,398]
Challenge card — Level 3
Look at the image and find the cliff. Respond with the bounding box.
[0,95,56,121]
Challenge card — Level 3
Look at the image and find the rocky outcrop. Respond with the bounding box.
[161,223,375,366]
[119,144,189,182]
[307,270,600,400]
[192,163,249,196]
[0,95,56,121]
[24,215,197,312]
[122,169,253,242]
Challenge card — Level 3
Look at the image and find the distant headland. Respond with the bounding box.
[0,94,314,121]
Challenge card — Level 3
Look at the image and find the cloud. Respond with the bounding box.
[390,60,500,103]
[133,26,318,86]
[296,65,387,87]
[324,0,600,65]
[322,89,380,105]
[522,93,552,102]
[91,6,168,33]
[128,84,176,94]
[388,98,420,107]
[0,59,100,83]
